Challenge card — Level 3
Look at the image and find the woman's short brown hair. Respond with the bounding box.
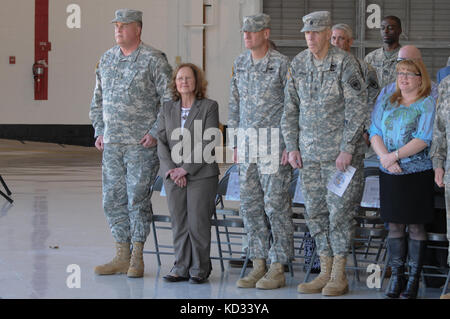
[390,59,431,105]
[169,63,208,101]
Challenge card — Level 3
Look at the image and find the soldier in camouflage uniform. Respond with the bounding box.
[430,76,450,299]
[331,23,380,157]
[364,16,402,89]
[89,9,172,278]
[281,11,367,296]
[227,13,294,290]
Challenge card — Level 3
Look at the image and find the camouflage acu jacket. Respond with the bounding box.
[281,46,368,162]
[90,42,172,144]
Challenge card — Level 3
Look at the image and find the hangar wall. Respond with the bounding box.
[0,0,262,145]
[0,0,448,145]
[265,0,450,79]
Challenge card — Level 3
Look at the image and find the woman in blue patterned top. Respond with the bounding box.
[369,58,435,299]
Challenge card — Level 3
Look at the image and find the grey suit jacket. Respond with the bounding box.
[157,98,220,181]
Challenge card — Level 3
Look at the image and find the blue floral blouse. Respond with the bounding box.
[369,94,436,175]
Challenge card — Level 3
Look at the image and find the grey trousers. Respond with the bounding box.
[164,175,218,278]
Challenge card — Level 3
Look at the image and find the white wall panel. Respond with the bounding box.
[0,0,263,126]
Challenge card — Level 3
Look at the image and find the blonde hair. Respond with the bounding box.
[169,63,208,101]
[390,59,431,105]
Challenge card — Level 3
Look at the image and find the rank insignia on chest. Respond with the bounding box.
[330,63,336,72]
[349,76,362,91]
[369,78,379,89]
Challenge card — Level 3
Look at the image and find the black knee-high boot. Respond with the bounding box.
[385,237,407,299]
[400,239,427,299]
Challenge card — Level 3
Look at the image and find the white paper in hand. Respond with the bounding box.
[293,175,305,204]
[327,166,356,197]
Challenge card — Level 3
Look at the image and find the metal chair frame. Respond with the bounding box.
[144,169,249,274]
[143,176,175,266]
[0,175,13,204]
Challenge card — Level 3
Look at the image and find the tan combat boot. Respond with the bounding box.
[440,293,450,299]
[322,255,349,296]
[256,262,286,290]
[127,242,145,278]
[297,255,333,294]
[94,242,131,275]
[236,259,267,288]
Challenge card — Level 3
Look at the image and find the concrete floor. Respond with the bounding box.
[0,139,444,300]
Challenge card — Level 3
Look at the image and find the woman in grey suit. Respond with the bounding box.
[157,63,220,284]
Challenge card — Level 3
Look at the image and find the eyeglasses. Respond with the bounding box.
[396,71,421,78]
[397,57,421,62]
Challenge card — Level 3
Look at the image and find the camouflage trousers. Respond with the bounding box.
[299,156,364,257]
[239,162,294,264]
[102,143,159,243]
[446,186,450,265]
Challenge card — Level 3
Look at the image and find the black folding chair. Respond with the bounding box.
[349,167,389,286]
[143,176,174,266]
[422,232,450,297]
[211,164,248,272]
[145,170,248,274]
[289,168,321,281]
[0,175,13,204]
[350,214,389,285]
[210,216,248,277]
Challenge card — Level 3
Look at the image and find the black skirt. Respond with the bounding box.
[379,169,435,224]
